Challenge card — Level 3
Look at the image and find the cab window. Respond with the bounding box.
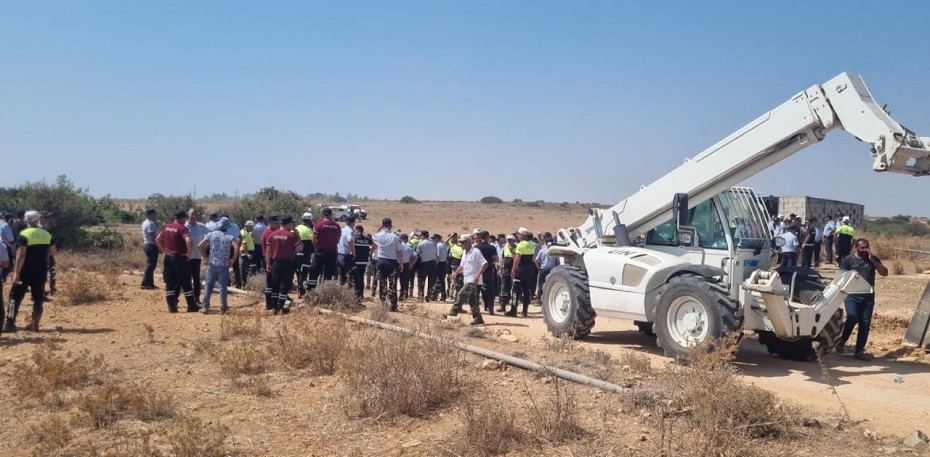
[646,199,728,250]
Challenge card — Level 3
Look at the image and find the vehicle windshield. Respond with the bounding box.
[717,187,770,250]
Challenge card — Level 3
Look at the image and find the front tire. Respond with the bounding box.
[541,266,596,339]
[757,273,842,361]
[653,274,742,358]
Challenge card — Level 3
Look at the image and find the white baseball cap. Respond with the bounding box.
[472,228,483,235]
[301,212,314,221]
[458,234,471,243]
[24,210,40,222]
[842,216,850,222]
[518,227,531,235]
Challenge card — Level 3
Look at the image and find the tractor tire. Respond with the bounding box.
[541,266,596,339]
[757,275,843,361]
[338,215,347,222]
[653,274,743,358]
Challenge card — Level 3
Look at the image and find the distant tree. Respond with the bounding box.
[145,194,204,225]
[216,187,309,224]
[400,195,419,204]
[480,196,503,204]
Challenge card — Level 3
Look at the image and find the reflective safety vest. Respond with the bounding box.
[450,244,464,260]
[515,240,535,256]
[19,227,52,246]
[295,224,314,242]
[410,237,421,248]
[240,229,255,251]
[836,224,856,237]
[503,245,514,258]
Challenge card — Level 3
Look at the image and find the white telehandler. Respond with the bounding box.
[543,73,930,360]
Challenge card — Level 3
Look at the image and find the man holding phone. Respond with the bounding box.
[837,238,888,361]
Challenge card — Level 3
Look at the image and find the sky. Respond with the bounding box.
[2,1,928,216]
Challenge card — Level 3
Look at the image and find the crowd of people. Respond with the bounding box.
[140,207,559,325]
[770,213,858,268]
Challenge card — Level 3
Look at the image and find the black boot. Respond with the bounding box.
[2,318,16,333]
[27,310,42,332]
[167,300,179,313]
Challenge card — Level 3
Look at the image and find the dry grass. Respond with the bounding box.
[10,344,107,406]
[455,390,523,456]
[27,413,74,457]
[56,270,116,306]
[164,414,233,457]
[366,302,397,323]
[274,313,348,374]
[218,311,263,341]
[54,249,126,276]
[340,329,463,418]
[528,377,586,444]
[214,341,271,380]
[75,379,178,428]
[303,280,363,312]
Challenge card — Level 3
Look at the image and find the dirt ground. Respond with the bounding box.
[2,201,929,456]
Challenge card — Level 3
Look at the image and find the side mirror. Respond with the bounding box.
[677,226,698,247]
[673,193,690,226]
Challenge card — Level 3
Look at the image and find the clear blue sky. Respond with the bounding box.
[2,1,928,216]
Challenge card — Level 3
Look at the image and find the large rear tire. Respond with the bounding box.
[541,266,596,339]
[653,274,742,358]
[757,274,843,361]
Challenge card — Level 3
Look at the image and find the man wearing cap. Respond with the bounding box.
[141,209,160,290]
[373,218,404,311]
[308,207,341,291]
[350,224,372,298]
[834,216,856,266]
[498,234,517,312]
[261,216,281,309]
[156,211,199,313]
[185,208,208,304]
[3,211,57,332]
[432,233,449,301]
[337,216,357,286]
[265,216,302,314]
[822,215,837,264]
[507,228,537,317]
[198,218,239,314]
[295,213,315,297]
[239,221,256,283]
[414,230,438,301]
[446,233,464,300]
[447,234,486,326]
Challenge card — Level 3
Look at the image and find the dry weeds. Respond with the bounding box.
[56,270,116,306]
[10,344,108,406]
[303,280,363,312]
[340,329,463,419]
[218,311,262,341]
[455,389,523,456]
[27,413,73,457]
[75,380,178,428]
[274,313,348,374]
[165,415,233,457]
[214,341,271,381]
[527,377,586,444]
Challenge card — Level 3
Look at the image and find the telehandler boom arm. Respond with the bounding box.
[561,73,930,249]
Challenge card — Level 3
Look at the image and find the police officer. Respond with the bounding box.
[446,233,464,300]
[3,211,57,332]
[433,233,449,301]
[239,221,256,284]
[498,234,516,312]
[475,231,499,314]
[351,225,372,298]
[261,216,282,310]
[156,211,199,313]
[252,214,269,272]
[373,218,404,311]
[265,216,302,314]
[834,216,856,266]
[308,207,341,290]
[295,213,315,297]
[415,230,438,301]
[506,227,537,317]
[398,233,417,301]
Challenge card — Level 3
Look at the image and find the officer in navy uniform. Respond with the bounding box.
[350,225,372,298]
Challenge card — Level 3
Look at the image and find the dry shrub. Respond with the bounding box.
[303,280,362,312]
[54,249,124,276]
[244,375,275,397]
[540,334,577,353]
[455,390,522,456]
[616,350,652,376]
[27,413,73,457]
[366,302,397,323]
[340,329,463,418]
[214,341,271,380]
[11,344,107,406]
[56,270,115,306]
[76,380,177,428]
[93,432,163,457]
[654,340,795,456]
[274,314,348,374]
[165,415,233,457]
[243,271,266,298]
[892,261,906,275]
[528,377,586,443]
[219,311,262,341]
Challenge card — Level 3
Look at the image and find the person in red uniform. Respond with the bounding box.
[156,211,199,313]
[307,207,341,291]
[265,216,302,314]
[261,216,281,310]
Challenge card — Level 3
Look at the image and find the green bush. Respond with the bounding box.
[215,187,311,224]
[863,215,930,237]
[145,194,205,225]
[84,228,126,249]
[480,196,503,204]
[400,195,419,204]
[0,176,100,249]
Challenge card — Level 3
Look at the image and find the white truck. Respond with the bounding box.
[543,73,930,360]
[320,204,368,221]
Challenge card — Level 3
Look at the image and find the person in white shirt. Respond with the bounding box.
[337,217,356,285]
[372,218,404,311]
[185,209,209,304]
[446,235,487,325]
[822,215,837,264]
[778,229,800,267]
